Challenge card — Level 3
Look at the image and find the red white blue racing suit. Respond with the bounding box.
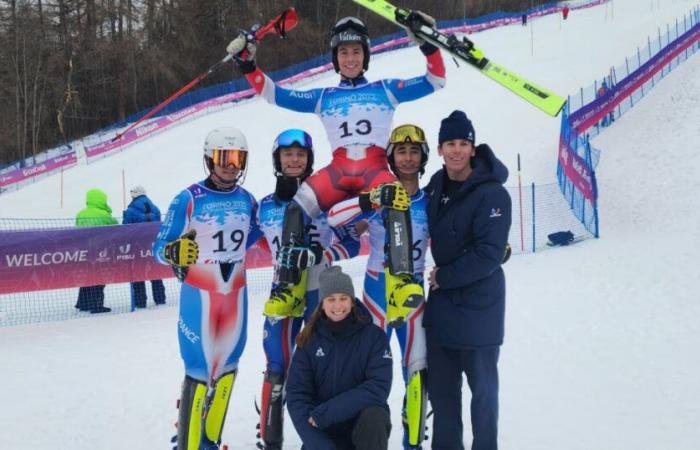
[244,50,445,219]
[154,181,263,384]
[328,189,430,380]
[257,193,360,376]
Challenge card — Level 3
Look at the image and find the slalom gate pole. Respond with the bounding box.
[517,154,525,252]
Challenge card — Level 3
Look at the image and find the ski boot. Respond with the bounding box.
[256,371,285,449]
[385,268,424,328]
[264,269,308,318]
[403,369,428,449]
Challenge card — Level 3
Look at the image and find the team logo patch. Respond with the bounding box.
[316,347,325,357]
[489,208,502,218]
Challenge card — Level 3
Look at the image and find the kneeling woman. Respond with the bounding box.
[286,266,393,450]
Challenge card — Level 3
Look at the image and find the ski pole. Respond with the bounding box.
[112,7,298,142]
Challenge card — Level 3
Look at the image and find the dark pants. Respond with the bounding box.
[75,285,106,311]
[304,406,391,450]
[131,280,166,308]
[427,340,500,450]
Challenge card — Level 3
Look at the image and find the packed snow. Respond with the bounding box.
[1,0,699,448]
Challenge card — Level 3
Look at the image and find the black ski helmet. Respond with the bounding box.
[330,16,370,73]
[271,129,314,178]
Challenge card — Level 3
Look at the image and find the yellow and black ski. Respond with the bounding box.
[353,0,566,117]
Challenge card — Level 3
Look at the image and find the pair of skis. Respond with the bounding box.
[353,0,566,117]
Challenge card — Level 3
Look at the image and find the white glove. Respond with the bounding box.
[226,32,257,61]
[406,11,436,46]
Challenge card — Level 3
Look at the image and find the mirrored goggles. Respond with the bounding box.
[273,129,313,150]
[334,16,368,35]
[389,124,426,145]
[210,148,248,169]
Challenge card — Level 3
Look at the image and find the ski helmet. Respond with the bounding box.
[386,124,430,176]
[271,128,314,178]
[330,16,370,73]
[203,127,249,178]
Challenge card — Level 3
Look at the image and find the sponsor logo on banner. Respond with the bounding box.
[116,243,135,261]
[22,164,48,177]
[135,122,159,137]
[96,248,111,263]
[167,107,197,122]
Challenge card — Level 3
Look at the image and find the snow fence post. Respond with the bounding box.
[531,182,536,253]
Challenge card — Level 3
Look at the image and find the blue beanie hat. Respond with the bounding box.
[438,110,475,145]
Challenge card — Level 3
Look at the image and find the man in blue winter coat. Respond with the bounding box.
[123,185,166,308]
[424,111,512,450]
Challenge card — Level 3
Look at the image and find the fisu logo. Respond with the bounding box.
[119,244,131,254]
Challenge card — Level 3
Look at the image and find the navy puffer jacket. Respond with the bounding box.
[286,301,392,449]
[123,195,161,224]
[424,144,512,349]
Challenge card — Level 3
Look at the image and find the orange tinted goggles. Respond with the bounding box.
[211,148,248,169]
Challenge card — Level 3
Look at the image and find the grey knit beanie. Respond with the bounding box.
[319,266,355,301]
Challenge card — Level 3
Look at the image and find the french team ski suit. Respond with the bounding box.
[154,180,263,383]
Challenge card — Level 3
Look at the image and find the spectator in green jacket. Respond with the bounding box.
[75,188,118,313]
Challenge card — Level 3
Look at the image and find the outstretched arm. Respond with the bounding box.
[383,44,446,105]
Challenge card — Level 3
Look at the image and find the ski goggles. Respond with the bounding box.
[273,129,313,150]
[210,148,248,169]
[334,16,368,35]
[389,124,426,145]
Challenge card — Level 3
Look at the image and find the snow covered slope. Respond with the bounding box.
[1,1,699,449]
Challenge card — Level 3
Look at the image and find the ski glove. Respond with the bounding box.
[227,31,257,62]
[405,11,436,46]
[163,230,199,267]
[362,182,411,211]
[277,242,324,270]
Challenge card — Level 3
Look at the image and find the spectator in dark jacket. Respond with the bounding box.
[123,185,165,308]
[286,266,393,450]
[424,111,512,450]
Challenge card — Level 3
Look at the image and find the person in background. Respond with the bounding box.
[562,6,570,20]
[424,111,512,450]
[75,188,118,314]
[123,185,166,308]
[286,266,393,450]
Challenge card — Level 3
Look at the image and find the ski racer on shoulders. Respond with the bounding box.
[225,13,445,329]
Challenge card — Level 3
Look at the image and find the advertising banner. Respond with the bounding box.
[0,153,77,188]
[0,222,370,294]
[558,137,596,202]
[569,21,700,133]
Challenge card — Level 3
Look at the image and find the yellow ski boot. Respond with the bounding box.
[385,268,424,328]
[264,270,308,318]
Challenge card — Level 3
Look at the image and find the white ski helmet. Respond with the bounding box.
[204,127,249,158]
[203,127,250,182]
